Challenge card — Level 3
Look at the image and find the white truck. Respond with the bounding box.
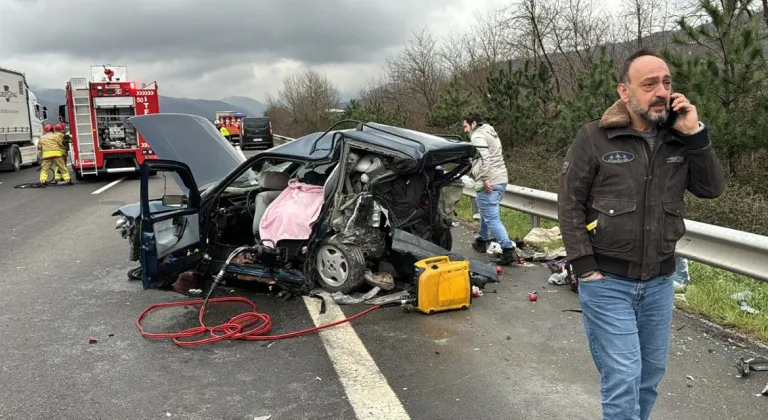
[0,67,47,172]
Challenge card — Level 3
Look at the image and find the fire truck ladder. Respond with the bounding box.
[70,78,98,177]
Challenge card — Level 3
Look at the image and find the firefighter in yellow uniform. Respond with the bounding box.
[38,124,73,187]
[52,124,71,183]
[219,125,230,142]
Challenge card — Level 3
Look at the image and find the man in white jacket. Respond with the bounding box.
[463,113,519,265]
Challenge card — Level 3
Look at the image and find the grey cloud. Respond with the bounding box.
[0,0,452,72]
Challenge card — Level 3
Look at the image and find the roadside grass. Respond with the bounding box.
[676,262,768,343]
[455,195,768,343]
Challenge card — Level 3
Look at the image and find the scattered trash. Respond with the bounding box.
[327,286,381,305]
[166,413,171,417]
[316,377,322,381]
[729,291,754,301]
[88,337,97,344]
[506,335,511,341]
[253,416,272,420]
[523,227,562,247]
[762,382,768,396]
[486,242,502,255]
[548,271,567,285]
[670,257,690,289]
[364,270,395,291]
[472,286,483,298]
[188,289,202,296]
[740,301,761,314]
[735,357,768,377]
[528,291,538,302]
[366,291,410,306]
[108,333,114,337]
[686,375,695,381]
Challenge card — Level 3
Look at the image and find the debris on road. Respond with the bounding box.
[523,227,561,246]
[528,291,538,302]
[735,357,768,377]
[88,337,97,344]
[253,416,272,420]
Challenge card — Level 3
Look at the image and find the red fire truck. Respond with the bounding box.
[58,65,160,180]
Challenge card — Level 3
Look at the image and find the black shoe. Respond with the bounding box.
[472,238,488,253]
[495,247,521,266]
[39,182,47,188]
[66,180,74,185]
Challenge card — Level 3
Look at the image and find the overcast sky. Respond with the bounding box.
[0,0,521,102]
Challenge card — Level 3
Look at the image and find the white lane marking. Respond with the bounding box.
[235,145,246,159]
[303,296,410,420]
[91,177,126,195]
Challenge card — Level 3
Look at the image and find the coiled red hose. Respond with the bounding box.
[136,296,383,347]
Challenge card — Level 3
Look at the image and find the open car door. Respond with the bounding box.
[139,160,203,289]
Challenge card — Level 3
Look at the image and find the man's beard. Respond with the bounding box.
[629,94,669,125]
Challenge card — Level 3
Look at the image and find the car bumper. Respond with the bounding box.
[241,137,274,148]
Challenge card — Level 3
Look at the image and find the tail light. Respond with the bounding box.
[269,122,273,135]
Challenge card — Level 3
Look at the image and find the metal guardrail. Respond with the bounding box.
[276,133,768,282]
[273,134,294,145]
[465,186,768,283]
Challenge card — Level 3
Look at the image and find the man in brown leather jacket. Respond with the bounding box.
[557,48,724,420]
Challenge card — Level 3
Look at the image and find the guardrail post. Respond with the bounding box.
[531,215,541,229]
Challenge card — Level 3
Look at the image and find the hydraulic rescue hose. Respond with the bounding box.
[136,246,410,347]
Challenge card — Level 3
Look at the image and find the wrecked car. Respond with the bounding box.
[113,114,498,295]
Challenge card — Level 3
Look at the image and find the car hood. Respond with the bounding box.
[129,113,245,188]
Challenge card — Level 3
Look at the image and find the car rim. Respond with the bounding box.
[316,245,349,287]
[14,150,21,170]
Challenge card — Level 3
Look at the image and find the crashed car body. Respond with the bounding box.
[113,114,481,294]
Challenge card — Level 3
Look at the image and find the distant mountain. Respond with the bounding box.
[30,88,265,124]
[221,96,267,116]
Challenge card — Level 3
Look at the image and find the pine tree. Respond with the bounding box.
[427,76,474,133]
[663,0,768,176]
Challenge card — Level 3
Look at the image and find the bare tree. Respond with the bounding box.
[384,28,448,123]
[620,0,679,47]
[273,69,341,136]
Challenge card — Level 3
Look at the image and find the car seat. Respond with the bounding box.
[252,171,290,240]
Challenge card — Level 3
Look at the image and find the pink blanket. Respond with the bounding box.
[259,179,326,248]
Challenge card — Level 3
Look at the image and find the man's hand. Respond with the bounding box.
[670,92,700,135]
[484,180,492,193]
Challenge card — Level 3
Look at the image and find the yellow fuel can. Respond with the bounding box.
[413,256,471,315]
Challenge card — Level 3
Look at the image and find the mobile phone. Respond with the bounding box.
[664,90,679,128]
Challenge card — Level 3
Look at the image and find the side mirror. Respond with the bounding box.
[162,194,187,207]
[43,110,48,120]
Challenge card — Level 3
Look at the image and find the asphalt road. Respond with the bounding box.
[1,158,766,420]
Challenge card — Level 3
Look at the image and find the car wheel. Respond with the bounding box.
[314,239,366,294]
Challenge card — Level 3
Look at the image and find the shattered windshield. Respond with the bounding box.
[225,161,295,191]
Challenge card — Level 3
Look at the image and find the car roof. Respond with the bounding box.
[264,122,475,167]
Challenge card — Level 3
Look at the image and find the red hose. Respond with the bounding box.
[136,296,382,347]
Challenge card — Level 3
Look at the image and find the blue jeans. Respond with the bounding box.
[475,183,514,249]
[578,273,675,420]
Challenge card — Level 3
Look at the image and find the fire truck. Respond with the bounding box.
[58,65,160,180]
[214,110,244,144]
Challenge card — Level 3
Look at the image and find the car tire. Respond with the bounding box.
[313,238,366,294]
[11,146,22,172]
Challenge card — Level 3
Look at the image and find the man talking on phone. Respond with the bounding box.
[557,48,724,420]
